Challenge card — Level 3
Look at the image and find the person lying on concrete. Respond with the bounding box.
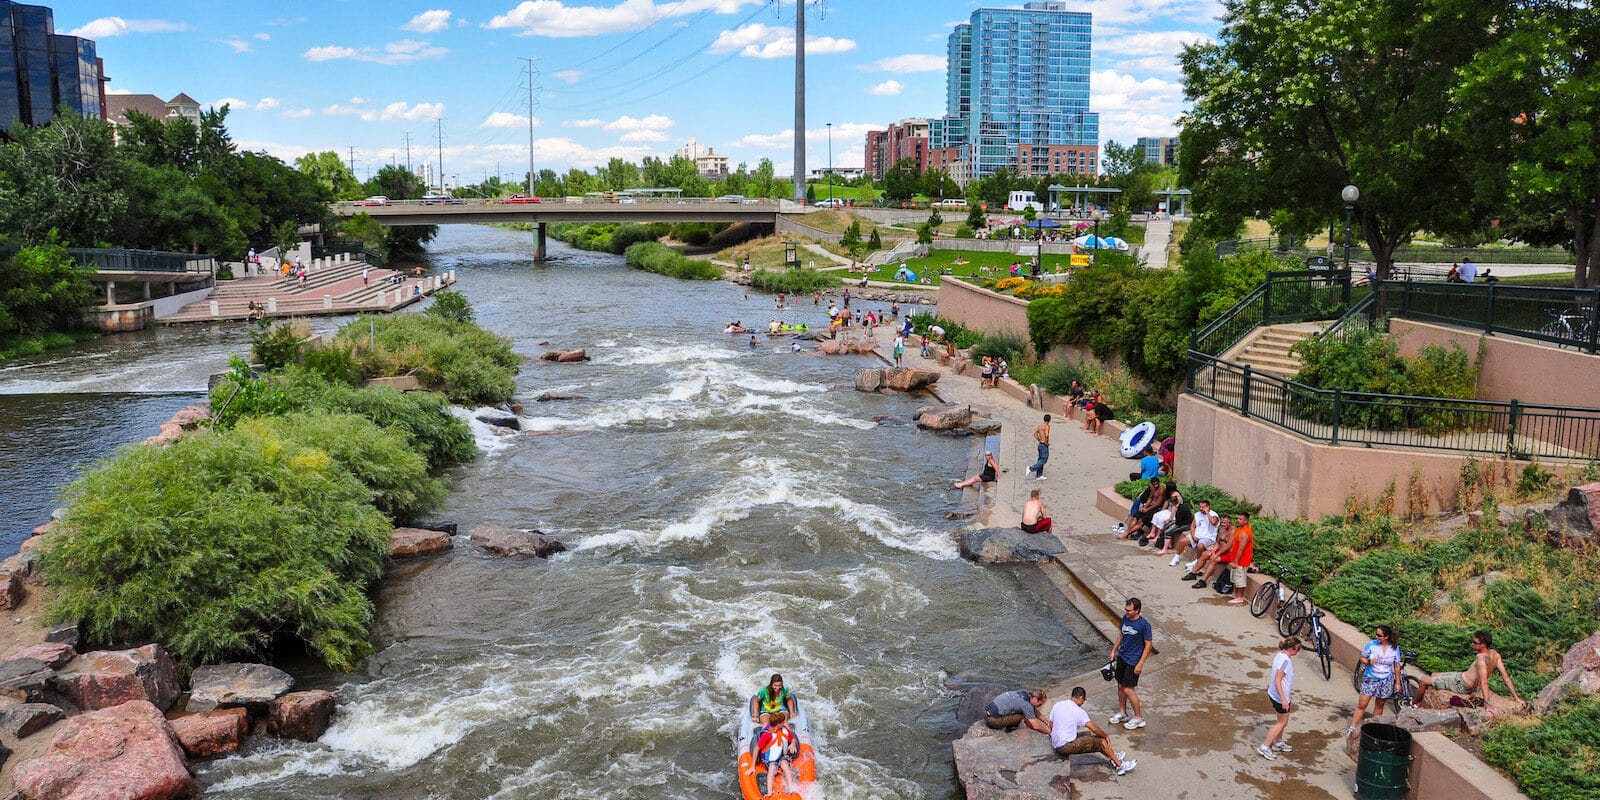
[1416,630,1525,709]
[1021,489,1052,534]
[1048,686,1137,776]
[984,688,1049,733]
[952,451,1000,490]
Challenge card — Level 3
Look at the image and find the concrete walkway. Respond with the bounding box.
[863,324,1356,799]
[1143,219,1172,269]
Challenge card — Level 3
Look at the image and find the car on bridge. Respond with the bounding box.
[421,194,464,205]
[500,194,542,204]
[357,195,389,207]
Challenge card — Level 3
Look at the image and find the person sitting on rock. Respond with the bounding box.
[1416,630,1525,710]
[1021,488,1053,533]
[984,688,1050,733]
[953,451,999,490]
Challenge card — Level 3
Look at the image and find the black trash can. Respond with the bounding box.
[1354,722,1412,799]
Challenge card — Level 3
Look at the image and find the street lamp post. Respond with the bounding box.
[826,123,833,207]
[1341,184,1360,274]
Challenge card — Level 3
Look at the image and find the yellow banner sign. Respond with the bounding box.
[1070,254,1091,267]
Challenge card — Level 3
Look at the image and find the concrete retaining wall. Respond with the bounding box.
[935,278,1030,339]
[151,286,214,319]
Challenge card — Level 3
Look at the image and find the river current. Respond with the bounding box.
[0,225,1099,799]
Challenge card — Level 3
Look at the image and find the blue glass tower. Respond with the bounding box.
[0,1,102,135]
[940,1,1098,181]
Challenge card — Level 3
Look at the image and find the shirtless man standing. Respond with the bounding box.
[1416,630,1525,708]
[1025,414,1051,480]
[1021,489,1052,533]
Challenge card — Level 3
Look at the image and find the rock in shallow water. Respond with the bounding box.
[470,524,567,558]
[267,690,336,742]
[959,529,1066,564]
[169,708,247,758]
[12,700,197,800]
[186,663,294,712]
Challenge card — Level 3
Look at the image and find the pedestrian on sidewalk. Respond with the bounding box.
[1259,636,1301,760]
[362,266,370,286]
[1049,687,1137,776]
[1108,598,1153,730]
[1024,414,1051,480]
[893,334,905,367]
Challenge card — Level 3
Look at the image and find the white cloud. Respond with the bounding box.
[732,122,880,153]
[380,101,447,122]
[282,108,313,119]
[404,10,454,33]
[482,111,542,128]
[1091,69,1185,144]
[350,97,370,104]
[1115,55,1185,74]
[866,80,903,96]
[861,54,945,74]
[603,114,674,133]
[486,0,761,38]
[1098,30,1210,56]
[254,33,272,41]
[620,130,668,142]
[67,17,192,38]
[210,97,250,110]
[551,69,583,84]
[565,118,605,128]
[302,39,448,65]
[708,23,855,59]
[219,38,253,53]
[106,88,136,96]
[323,103,376,121]
[255,97,281,111]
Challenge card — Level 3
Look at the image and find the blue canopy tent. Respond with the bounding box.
[1074,234,1130,251]
[1023,218,1062,229]
[894,265,919,281]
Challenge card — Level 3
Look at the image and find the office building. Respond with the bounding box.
[933,1,1098,183]
[863,118,930,181]
[674,136,730,178]
[1137,136,1178,167]
[0,0,105,134]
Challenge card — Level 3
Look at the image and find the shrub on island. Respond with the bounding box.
[623,241,721,280]
[332,314,520,405]
[748,267,839,294]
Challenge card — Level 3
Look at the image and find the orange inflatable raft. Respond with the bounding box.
[736,698,816,800]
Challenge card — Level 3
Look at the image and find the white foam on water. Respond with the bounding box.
[591,343,738,366]
[202,743,351,793]
[451,406,516,454]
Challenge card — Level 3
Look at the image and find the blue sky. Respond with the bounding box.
[66,0,1217,181]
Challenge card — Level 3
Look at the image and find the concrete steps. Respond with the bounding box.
[1225,323,1323,378]
[162,259,451,324]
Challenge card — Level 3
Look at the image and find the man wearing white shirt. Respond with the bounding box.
[1048,687,1137,776]
[1459,257,1479,283]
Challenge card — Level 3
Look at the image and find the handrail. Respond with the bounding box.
[1375,279,1600,355]
[1318,291,1380,341]
[1191,284,1267,356]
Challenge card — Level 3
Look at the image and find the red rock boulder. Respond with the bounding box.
[4,643,75,670]
[12,700,197,800]
[267,690,335,742]
[390,527,453,558]
[169,708,248,759]
[49,644,180,713]
[469,524,566,558]
[883,368,940,392]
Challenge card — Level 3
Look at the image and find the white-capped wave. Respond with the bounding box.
[451,406,516,454]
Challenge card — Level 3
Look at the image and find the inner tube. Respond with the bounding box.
[1120,421,1157,459]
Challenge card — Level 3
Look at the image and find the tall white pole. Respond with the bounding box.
[792,0,806,204]
[521,57,537,194]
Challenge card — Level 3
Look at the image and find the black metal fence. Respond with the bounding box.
[1217,238,1573,265]
[1378,280,1600,354]
[1188,353,1600,460]
[0,246,215,273]
[1192,270,1355,357]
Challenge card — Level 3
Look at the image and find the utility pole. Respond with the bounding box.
[434,118,445,195]
[520,57,539,194]
[792,0,806,204]
[347,145,356,175]
[403,132,412,172]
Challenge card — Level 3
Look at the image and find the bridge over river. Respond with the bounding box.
[329,197,786,259]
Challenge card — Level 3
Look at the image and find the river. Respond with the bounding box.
[0,224,1100,799]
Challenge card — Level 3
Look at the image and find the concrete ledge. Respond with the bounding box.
[1410,731,1527,800]
[1096,486,1132,520]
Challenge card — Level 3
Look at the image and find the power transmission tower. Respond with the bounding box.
[434,118,446,194]
[792,0,806,204]
[347,145,357,175]
[519,57,541,193]
[403,132,412,172]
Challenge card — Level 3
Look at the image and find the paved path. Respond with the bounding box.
[1143,219,1173,269]
[863,325,1356,799]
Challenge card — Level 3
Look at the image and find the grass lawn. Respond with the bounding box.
[864,249,1078,286]
[787,209,895,236]
[806,184,882,203]
[1502,271,1583,287]
[715,235,853,278]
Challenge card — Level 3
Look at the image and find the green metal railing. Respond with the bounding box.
[1217,238,1573,265]
[0,246,215,274]
[1377,280,1600,354]
[1189,353,1600,459]
[1191,270,1354,359]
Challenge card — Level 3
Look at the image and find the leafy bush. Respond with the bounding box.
[1483,696,1600,800]
[41,424,393,670]
[549,222,670,254]
[1112,480,1260,518]
[425,289,475,323]
[623,241,722,280]
[333,313,519,405]
[300,342,362,386]
[0,240,95,337]
[239,412,444,522]
[250,319,312,370]
[968,332,1028,364]
[1250,517,1353,585]
[748,267,838,294]
[1290,328,1482,433]
[1311,547,1451,633]
[908,312,983,349]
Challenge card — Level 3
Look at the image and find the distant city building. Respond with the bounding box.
[0,0,107,134]
[862,118,929,181]
[809,166,863,181]
[105,92,201,129]
[1137,136,1179,167]
[674,136,730,178]
[867,1,1098,186]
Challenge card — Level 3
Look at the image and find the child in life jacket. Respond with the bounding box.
[754,711,798,796]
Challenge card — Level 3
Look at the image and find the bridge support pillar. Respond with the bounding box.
[104,281,115,304]
[142,282,152,300]
[535,223,547,262]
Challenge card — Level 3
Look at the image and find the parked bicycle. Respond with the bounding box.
[1248,561,1311,638]
[1292,606,1335,680]
[1539,306,1597,349]
[1350,647,1424,707]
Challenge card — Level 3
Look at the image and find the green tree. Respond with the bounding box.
[966,203,987,231]
[0,112,127,246]
[600,157,641,191]
[917,223,934,244]
[752,159,777,198]
[365,164,427,201]
[0,239,95,336]
[1180,0,1497,278]
[868,227,882,250]
[883,158,921,203]
[840,220,863,253]
[294,151,362,201]
[921,168,957,200]
[806,183,816,203]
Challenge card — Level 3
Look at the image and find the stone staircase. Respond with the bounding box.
[1222,322,1325,378]
[162,257,442,324]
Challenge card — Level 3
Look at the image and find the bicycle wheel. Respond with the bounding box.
[1278,599,1308,637]
[1400,674,1423,708]
[1538,321,1568,346]
[1318,626,1333,680]
[1250,582,1276,618]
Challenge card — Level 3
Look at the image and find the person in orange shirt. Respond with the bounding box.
[1225,512,1255,605]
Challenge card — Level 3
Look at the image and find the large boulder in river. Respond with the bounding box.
[854,368,885,392]
[474,409,521,430]
[952,719,1069,800]
[390,527,453,558]
[5,643,75,670]
[916,405,972,431]
[883,368,939,392]
[541,349,589,363]
[955,684,1009,728]
[12,700,197,800]
[469,524,567,558]
[185,663,294,713]
[168,708,247,759]
[960,529,1066,564]
[267,690,336,742]
[49,645,179,713]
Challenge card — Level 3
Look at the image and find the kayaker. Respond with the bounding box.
[749,674,797,725]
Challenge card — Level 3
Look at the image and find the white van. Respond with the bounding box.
[1006,191,1043,212]
[934,198,968,209]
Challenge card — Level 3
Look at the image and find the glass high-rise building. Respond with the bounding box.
[936,1,1098,181]
[0,0,103,135]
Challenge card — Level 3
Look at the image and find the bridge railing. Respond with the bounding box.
[0,246,215,274]
[331,196,781,210]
